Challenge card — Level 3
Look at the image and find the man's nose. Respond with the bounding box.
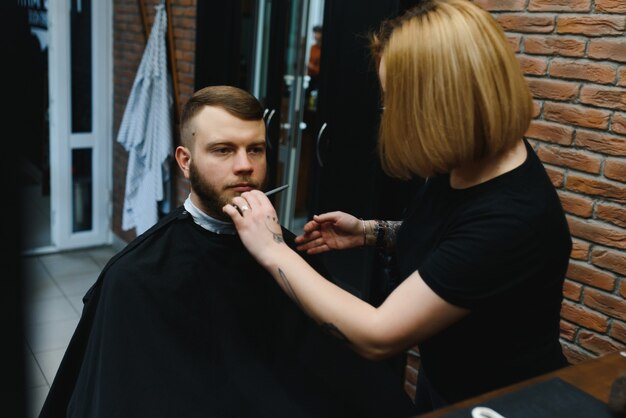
[233,149,254,173]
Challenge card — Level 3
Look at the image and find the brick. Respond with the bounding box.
[557,16,626,37]
[524,36,586,57]
[614,113,626,135]
[527,121,575,145]
[537,145,601,174]
[578,330,623,355]
[566,260,616,290]
[532,100,542,118]
[567,215,626,249]
[605,159,626,183]
[560,319,578,340]
[611,321,626,345]
[557,190,595,217]
[173,28,195,40]
[571,238,590,260]
[580,85,626,112]
[591,247,626,276]
[561,300,610,332]
[576,130,626,157]
[563,280,583,302]
[518,55,548,75]
[544,102,611,130]
[527,78,579,101]
[528,0,591,12]
[496,14,555,34]
[589,39,626,63]
[507,35,522,53]
[596,0,626,13]
[404,382,416,401]
[176,39,194,52]
[585,288,626,321]
[473,0,526,11]
[545,165,565,188]
[405,364,418,385]
[622,281,626,298]
[406,352,421,369]
[620,67,626,87]
[596,203,626,229]
[175,17,196,31]
[561,342,593,364]
[550,59,617,85]
[568,174,626,204]
[175,0,196,6]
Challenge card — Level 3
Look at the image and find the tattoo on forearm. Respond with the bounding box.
[321,323,351,344]
[278,268,302,309]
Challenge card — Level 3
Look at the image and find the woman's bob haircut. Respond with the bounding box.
[371,0,533,179]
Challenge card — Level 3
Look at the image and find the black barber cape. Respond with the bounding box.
[40,207,416,418]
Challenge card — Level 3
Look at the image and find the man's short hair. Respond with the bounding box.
[312,25,322,33]
[371,0,533,179]
[180,85,264,148]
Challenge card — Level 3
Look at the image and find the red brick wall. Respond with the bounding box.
[405,0,626,400]
[112,0,195,242]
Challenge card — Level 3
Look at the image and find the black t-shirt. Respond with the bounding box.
[395,140,571,404]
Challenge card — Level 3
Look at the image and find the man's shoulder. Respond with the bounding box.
[105,207,190,269]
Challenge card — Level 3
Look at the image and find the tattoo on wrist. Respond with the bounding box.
[278,268,302,309]
[374,220,402,254]
[265,216,284,243]
[321,323,350,344]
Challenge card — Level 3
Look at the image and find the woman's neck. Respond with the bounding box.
[449,139,527,190]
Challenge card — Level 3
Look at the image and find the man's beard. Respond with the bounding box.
[188,161,266,221]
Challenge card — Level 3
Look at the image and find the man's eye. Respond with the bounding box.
[213,148,231,155]
[249,147,265,155]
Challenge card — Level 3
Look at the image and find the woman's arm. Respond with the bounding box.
[295,213,403,255]
[224,191,469,360]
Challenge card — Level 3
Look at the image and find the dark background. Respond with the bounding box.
[1,2,27,417]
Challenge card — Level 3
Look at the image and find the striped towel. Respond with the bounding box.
[117,5,172,235]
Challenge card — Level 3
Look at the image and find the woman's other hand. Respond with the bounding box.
[295,212,365,254]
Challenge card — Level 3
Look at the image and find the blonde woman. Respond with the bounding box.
[224,0,571,412]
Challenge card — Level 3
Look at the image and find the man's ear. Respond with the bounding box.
[175,146,192,179]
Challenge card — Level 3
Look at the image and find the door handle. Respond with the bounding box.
[316,122,328,168]
[264,108,276,149]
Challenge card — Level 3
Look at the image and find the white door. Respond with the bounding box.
[48,0,112,251]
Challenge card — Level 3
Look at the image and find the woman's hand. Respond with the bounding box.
[223,190,288,267]
[295,212,364,254]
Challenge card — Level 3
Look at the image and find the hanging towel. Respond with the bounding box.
[117,4,172,235]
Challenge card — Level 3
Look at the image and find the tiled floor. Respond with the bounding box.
[22,245,118,418]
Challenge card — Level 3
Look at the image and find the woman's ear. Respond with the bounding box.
[175,146,192,179]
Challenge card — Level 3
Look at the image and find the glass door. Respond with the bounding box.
[252,0,324,233]
[46,0,112,252]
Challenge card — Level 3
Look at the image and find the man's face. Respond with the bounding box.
[176,106,267,220]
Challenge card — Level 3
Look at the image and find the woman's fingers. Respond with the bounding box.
[231,196,253,216]
[295,229,321,243]
[304,243,330,255]
[223,203,242,220]
[302,220,321,233]
[312,211,344,223]
[296,235,327,252]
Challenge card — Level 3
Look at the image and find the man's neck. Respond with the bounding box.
[184,196,236,235]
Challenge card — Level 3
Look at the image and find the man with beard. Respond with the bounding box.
[39,86,417,418]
